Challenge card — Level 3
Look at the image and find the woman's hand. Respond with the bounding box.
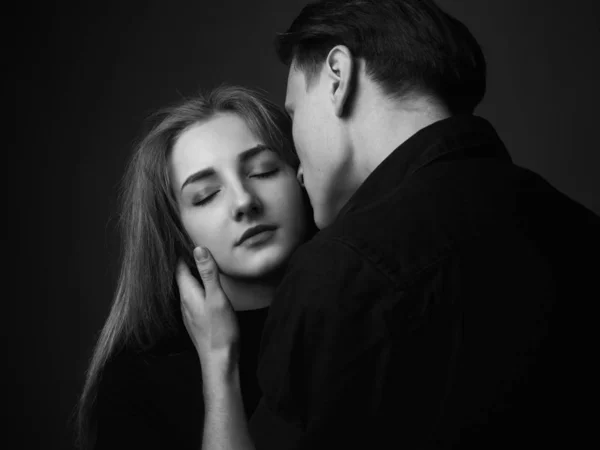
[176,246,239,378]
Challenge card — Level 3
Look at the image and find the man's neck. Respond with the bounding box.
[349,92,451,184]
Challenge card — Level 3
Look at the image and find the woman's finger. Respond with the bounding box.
[176,259,205,307]
[193,246,223,297]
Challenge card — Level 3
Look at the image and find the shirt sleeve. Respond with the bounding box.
[250,237,411,450]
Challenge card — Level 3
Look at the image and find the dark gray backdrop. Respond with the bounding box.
[10,1,599,449]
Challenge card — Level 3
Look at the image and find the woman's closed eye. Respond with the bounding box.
[190,166,280,206]
[192,190,219,207]
[250,167,280,179]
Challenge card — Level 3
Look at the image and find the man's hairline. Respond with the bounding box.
[287,55,450,115]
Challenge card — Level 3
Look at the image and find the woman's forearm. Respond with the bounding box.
[201,361,255,450]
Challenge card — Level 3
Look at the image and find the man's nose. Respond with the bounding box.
[296,166,305,187]
[231,183,262,220]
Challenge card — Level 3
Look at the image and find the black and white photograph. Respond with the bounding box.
[10,1,600,448]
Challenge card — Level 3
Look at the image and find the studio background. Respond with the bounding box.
[10,1,599,449]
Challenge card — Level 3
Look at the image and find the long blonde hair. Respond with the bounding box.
[76,85,298,449]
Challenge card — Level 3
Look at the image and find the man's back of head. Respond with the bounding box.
[276,0,486,115]
[277,0,488,228]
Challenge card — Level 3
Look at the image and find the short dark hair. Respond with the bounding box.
[275,0,486,114]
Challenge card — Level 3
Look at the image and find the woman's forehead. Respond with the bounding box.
[173,114,261,162]
[169,115,285,190]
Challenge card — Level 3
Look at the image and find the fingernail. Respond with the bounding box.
[194,246,208,262]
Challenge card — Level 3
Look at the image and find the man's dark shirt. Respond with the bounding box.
[250,115,600,449]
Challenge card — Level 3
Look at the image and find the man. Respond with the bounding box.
[182,0,600,448]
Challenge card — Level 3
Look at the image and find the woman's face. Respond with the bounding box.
[170,112,308,279]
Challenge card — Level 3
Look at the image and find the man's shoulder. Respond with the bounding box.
[287,232,370,269]
[279,234,394,311]
[320,156,591,284]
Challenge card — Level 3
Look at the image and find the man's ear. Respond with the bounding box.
[324,45,354,117]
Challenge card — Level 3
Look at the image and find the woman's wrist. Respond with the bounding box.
[201,357,242,403]
[200,347,240,384]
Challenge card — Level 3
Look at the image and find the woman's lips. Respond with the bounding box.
[239,228,277,247]
[236,224,278,246]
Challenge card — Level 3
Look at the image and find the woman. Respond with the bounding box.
[76,85,314,449]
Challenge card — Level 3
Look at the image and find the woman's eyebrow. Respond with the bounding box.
[180,145,275,192]
[180,168,216,192]
[239,144,273,163]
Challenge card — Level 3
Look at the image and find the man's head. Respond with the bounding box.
[278,0,486,228]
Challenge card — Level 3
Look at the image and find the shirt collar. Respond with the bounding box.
[336,114,512,220]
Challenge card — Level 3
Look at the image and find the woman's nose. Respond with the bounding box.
[231,184,262,220]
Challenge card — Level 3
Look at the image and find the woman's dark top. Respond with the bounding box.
[94,307,269,450]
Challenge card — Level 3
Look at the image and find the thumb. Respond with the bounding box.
[193,246,222,295]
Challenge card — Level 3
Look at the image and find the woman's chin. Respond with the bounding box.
[226,246,293,280]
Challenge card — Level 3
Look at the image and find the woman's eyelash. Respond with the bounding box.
[251,168,280,179]
[191,169,279,206]
[193,191,218,206]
